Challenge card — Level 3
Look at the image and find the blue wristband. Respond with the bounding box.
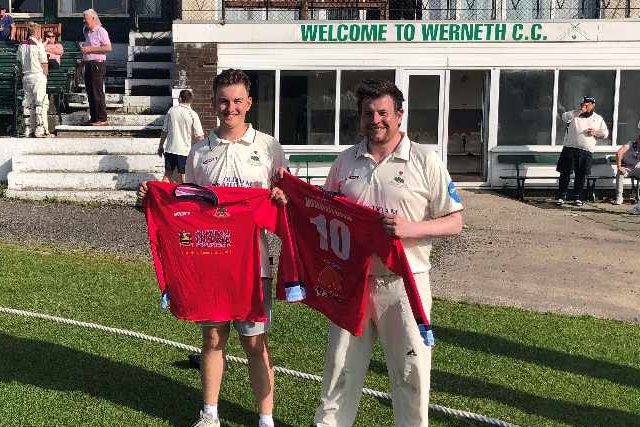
[285,283,306,302]
[160,291,170,309]
[418,323,435,347]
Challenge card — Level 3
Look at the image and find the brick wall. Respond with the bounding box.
[173,43,218,131]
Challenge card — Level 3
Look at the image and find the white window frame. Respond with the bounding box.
[254,66,397,152]
[4,0,44,17]
[57,0,129,17]
[555,68,618,146]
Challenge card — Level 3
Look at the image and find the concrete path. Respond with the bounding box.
[431,190,640,324]
[0,190,638,323]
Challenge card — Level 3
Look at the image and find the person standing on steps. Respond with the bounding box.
[80,8,111,126]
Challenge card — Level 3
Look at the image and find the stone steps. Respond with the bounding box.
[132,68,171,79]
[124,95,172,111]
[18,138,159,154]
[55,125,163,138]
[62,113,164,126]
[67,93,124,104]
[133,52,172,62]
[66,93,172,114]
[6,138,164,204]
[8,171,162,191]
[4,189,138,204]
[129,31,172,46]
[12,154,163,173]
[128,45,173,60]
[129,85,171,97]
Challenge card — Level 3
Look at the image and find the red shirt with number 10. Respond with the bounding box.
[276,172,430,336]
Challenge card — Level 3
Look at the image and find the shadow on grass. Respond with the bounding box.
[370,359,637,426]
[436,326,640,389]
[0,333,296,427]
[432,370,638,427]
[368,327,639,427]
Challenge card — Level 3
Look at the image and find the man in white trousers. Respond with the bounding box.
[17,22,50,138]
[312,78,464,427]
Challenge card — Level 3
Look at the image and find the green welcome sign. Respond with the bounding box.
[300,23,549,42]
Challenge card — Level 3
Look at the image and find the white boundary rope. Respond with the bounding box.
[0,306,521,427]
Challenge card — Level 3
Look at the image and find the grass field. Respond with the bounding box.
[0,242,638,427]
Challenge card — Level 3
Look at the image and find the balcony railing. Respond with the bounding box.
[180,0,640,21]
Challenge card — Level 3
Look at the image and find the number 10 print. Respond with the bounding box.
[309,214,351,260]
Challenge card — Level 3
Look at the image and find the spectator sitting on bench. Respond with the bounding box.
[44,30,63,70]
[555,96,609,207]
[0,8,13,41]
[613,135,640,205]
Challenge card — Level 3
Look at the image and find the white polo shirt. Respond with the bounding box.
[562,110,609,153]
[185,124,286,278]
[18,37,47,76]
[325,133,463,274]
[162,104,204,156]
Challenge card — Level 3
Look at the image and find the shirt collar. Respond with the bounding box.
[209,124,256,146]
[355,132,411,161]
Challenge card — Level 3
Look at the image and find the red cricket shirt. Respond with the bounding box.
[145,182,296,322]
[276,173,431,338]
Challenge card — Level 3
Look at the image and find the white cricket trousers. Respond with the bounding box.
[313,272,433,427]
[22,73,49,137]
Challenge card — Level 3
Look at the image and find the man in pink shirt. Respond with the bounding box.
[80,8,111,126]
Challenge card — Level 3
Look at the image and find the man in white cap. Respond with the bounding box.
[555,96,609,207]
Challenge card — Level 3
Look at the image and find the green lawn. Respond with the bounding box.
[0,242,638,427]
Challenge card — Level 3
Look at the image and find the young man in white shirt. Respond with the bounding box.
[555,96,609,207]
[138,69,285,427]
[158,90,205,183]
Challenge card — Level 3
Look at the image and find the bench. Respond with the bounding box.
[288,154,338,184]
[10,23,61,42]
[0,42,19,135]
[498,154,616,201]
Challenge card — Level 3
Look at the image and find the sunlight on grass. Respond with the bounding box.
[0,243,638,427]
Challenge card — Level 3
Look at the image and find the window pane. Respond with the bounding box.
[279,71,336,146]
[339,70,395,145]
[553,0,599,18]
[556,70,614,146]
[460,0,493,20]
[245,70,275,136]
[58,0,72,13]
[225,8,298,21]
[507,0,551,19]
[407,75,440,145]
[10,0,43,13]
[389,0,423,19]
[617,71,640,146]
[93,0,127,14]
[73,0,92,13]
[497,70,553,146]
[327,8,359,19]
